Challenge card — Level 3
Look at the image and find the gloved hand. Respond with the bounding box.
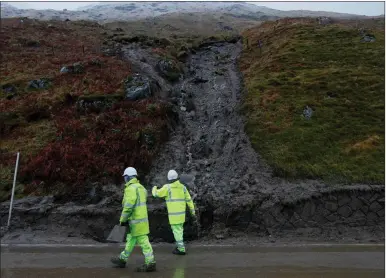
[152,186,158,197]
[120,221,128,227]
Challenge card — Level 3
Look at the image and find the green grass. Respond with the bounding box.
[241,21,385,184]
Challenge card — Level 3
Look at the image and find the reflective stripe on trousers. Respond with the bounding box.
[171,223,185,252]
[120,234,155,264]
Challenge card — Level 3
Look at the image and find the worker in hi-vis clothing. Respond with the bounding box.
[152,169,196,255]
[111,167,156,272]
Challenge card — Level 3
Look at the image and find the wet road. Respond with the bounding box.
[1,244,384,277]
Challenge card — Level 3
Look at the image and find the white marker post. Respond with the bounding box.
[7,152,20,229]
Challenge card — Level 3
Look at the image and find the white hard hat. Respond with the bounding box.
[167,170,178,180]
[123,167,137,176]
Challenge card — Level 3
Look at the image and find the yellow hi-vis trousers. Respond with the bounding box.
[171,223,185,252]
[119,233,155,264]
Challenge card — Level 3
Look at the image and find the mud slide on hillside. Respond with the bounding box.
[126,41,384,241]
[0,41,384,244]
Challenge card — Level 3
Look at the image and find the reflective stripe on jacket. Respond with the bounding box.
[120,178,150,236]
[152,180,195,224]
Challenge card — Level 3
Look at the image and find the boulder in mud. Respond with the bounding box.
[156,59,181,83]
[124,74,160,101]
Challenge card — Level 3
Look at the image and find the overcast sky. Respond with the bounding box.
[6,1,385,16]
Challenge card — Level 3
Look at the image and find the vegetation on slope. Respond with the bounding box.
[240,18,385,184]
[0,18,172,201]
[103,12,250,61]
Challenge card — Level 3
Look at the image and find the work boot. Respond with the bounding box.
[136,262,156,272]
[111,257,126,268]
[172,247,186,255]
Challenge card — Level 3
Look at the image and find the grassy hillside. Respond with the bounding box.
[0,18,172,201]
[240,18,385,184]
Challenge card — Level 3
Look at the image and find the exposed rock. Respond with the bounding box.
[60,62,85,74]
[325,201,338,212]
[338,205,352,218]
[76,94,122,113]
[124,74,160,101]
[338,195,351,207]
[156,59,181,83]
[302,105,313,120]
[60,67,70,73]
[351,210,366,226]
[27,78,50,89]
[301,201,316,220]
[361,34,376,43]
[349,196,363,211]
[369,201,382,212]
[325,213,338,222]
[367,212,379,224]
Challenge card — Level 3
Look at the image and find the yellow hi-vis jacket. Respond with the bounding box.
[119,178,150,237]
[152,180,195,224]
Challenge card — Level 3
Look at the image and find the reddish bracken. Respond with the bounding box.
[21,100,172,196]
[1,18,173,198]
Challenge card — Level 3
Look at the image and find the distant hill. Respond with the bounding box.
[1,1,375,23]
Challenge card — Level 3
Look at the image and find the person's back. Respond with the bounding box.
[164,180,192,224]
[152,170,196,255]
[124,180,149,236]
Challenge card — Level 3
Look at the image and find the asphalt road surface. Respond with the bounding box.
[1,244,384,278]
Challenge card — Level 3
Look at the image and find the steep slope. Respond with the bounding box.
[0,18,384,244]
[240,18,385,183]
[0,18,172,202]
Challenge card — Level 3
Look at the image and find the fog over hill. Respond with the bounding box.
[1,1,373,23]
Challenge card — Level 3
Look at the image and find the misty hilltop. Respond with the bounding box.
[1,1,374,23]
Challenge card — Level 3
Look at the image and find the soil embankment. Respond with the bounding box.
[1,41,384,244]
